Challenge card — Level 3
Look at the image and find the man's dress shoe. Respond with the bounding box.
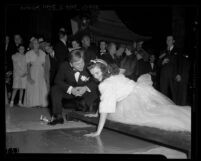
[48,117,64,125]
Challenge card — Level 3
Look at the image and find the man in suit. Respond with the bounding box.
[81,35,98,65]
[175,54,191,105]
[148,54,159,89]
[48,50,99,125]
[54,31,69,68]
[97,40,107,59]
[44,42,58,87]
[158,35,182,104]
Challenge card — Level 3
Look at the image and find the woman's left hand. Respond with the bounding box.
[84,132,100,137]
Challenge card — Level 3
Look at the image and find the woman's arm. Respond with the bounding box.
[84,113,108,137]
[44,54,50,90]
[84,109,99,117]
[27,63,34,84]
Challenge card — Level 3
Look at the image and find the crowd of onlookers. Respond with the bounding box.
[5,28,192,114]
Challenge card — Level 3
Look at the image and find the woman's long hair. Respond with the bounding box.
[87,59,120,81]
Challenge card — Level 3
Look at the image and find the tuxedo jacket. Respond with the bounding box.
[158,47,182,78]
[54,40,69,65]
[54,61,98,93]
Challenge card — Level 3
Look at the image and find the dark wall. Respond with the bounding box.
[5,5,53,47]
[5,4,198,58]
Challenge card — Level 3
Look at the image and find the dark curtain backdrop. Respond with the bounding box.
[6,5,53,47]
[5,4,198,56]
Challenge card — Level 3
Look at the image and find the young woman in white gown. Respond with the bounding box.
[84,59,191,137]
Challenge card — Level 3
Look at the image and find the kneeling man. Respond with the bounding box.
[49,50,99,125]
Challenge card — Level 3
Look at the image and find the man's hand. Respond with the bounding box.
[76,86,88,96]
[71,87,82,96]
[162,58,169,65]
[175,74,182,82]
[159,53,166,59]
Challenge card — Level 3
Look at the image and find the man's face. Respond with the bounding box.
[6,36,10,44]
[71,58,85,72]
[19,46,25,54]
[109,44,116,55]
[72,41,80,48]
[150,55,155,63]
[82,36,90,48]
[166,36,174,47]
[64,34,68,42]
[33,39,39,49]
[100,41,106,50]
[14,35,22,45]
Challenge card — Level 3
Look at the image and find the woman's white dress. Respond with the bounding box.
[12,53,27,89]
[99,74,191,132]
[24,49,48,107]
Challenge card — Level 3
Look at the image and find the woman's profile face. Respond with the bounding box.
[90,66,103,82]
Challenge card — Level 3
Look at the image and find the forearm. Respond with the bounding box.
[96,113,108,134]
[27,64,31,78]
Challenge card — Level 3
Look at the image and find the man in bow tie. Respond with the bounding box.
[49,50,99,125]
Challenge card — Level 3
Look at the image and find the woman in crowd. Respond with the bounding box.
[24,38,48,108]
[120,45,137,80]
[84,59,191,137]
[9,45,27,107]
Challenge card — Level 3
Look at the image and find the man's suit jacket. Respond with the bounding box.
[148,62,159,85]
[158,47,182,79]
[82,45,98,65]
[54,61,98,93]
[54,40,69,66]
[49,54,58,86]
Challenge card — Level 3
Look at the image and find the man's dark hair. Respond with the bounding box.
[69,50,84,62]
[81,34,90,41]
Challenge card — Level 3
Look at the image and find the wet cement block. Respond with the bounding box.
[66,111,191,158]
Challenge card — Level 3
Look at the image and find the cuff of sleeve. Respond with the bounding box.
[67,86,73,94]
[85,86,91,92]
